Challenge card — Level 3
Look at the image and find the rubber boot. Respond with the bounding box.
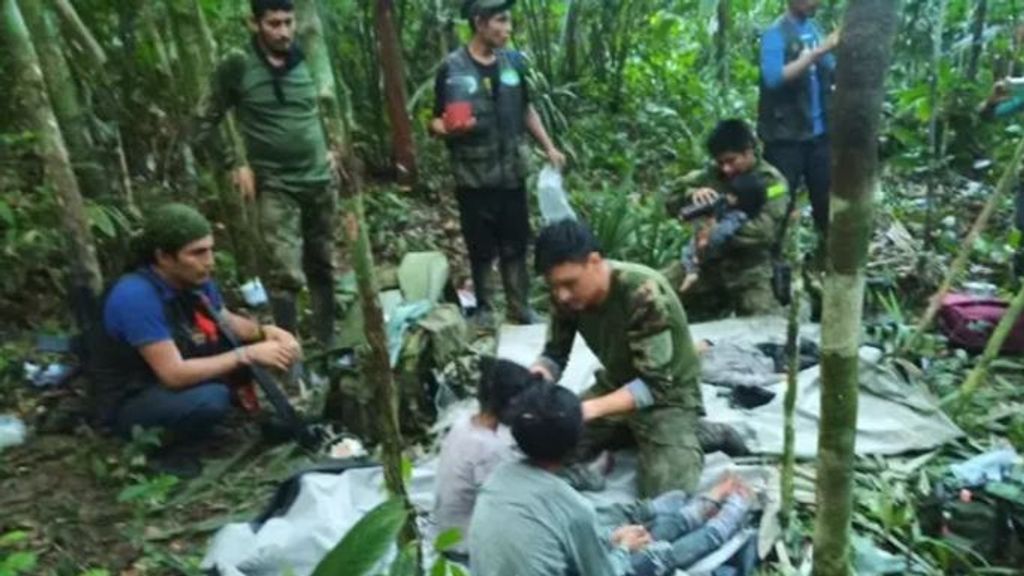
[470,260,495,329]
[308,277,337,351]
[270,292,299,336]
[500,257,539,325]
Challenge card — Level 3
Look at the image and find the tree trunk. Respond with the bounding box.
[374,0,417,186]
[947,282,1024,407]
[561,0,581,81]
[715,0,730,89]
[339,158,420,556]
[51,0,107,71]
[296,0,350,154]
[3,0,104,320]
[905,136,1024,354]
[811,1,898,575]
[922,0,948,252]
[20,0,107,200]
[781,219,802,525]
[966,0,988,81]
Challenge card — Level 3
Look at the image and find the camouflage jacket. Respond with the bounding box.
[664,159,789,283]
[537,261,704,412]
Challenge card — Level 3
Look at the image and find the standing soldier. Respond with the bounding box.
[194,0,337,349]
[758,0,838,236]
[429,0,565,327]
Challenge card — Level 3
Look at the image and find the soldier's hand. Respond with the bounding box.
[529,363,555,382]
[545,147,567,170]
[262,325,302,359]
[244,341,297,371]
[232,165,257,202]
[691,187,719,206]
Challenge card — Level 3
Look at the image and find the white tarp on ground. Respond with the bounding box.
[202,316,962,575]
[497,317,964,458]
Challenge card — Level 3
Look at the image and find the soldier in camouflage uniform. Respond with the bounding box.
[530,220,705,496]
[663,119,789,322]
[194,0,337,348]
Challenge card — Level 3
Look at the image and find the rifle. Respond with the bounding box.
[196,293,323,450]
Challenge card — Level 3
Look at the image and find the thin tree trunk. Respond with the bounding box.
[946,282,1024,407]
[297,0,350,154]
[51,0,107,71]
[340,157,419,555]
[374,0,418,186]
[966,0,988,81]
[905,136,1024,354]
[781,220,802,525]
[812,1,898,575]
[923,0,948,252]
[561,0,581,81]
[20,0,107,200]
[3,0,104,320]
[716,0,730,89]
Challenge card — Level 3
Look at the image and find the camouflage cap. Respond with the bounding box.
[461,0,515,18]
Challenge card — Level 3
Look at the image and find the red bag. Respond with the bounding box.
[938,293,1024,354]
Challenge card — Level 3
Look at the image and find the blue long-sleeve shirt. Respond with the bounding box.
[760,15,835,137]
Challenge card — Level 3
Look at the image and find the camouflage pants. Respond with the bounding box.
[663,261,778,323]
[256,178,338,294]
[577,402,704,497]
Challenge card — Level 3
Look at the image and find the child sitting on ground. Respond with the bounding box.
[432,356,540,556]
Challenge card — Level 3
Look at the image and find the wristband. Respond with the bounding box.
[235,345,251,366]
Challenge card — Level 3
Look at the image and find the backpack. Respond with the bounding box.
[937,293,1024,354]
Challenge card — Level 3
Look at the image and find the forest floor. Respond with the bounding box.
[2,181,1024,575]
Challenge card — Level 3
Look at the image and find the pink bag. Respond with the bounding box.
[938,293,1024,354]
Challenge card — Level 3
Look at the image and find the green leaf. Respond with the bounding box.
[311,499,407,576]
[432,528,462,552]
[0,532,27,548]
[0,203,14,227]
[2,552,37,573]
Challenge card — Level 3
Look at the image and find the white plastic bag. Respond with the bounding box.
[536,164,577,224]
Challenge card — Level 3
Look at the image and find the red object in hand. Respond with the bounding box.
[444,101,474,132]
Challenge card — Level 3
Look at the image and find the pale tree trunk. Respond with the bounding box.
[51,0,107,71]
[811,1,898,575]
[781,217,802,525]
[966,0,988,81]
[20,0,107,200]
[375,0,418,186]
[922,0,948,251]
[716,0,730,89]
[296,0,350,154]
[3,0,103,323]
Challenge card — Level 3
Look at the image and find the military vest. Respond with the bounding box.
[443,47,528,190]
[757,17,833,143]
[88,269,230,424]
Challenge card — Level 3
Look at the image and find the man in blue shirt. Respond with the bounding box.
[90,203,301,476]
[758,0,838,235]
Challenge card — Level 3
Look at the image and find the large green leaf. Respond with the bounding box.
[311,498,408,576]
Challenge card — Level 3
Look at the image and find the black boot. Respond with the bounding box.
[308,278,337,350]
[270,292,299,336]
[470,260,495,328]
[500,257,539,325]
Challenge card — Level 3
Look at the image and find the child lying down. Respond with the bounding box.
[431,359,757,574]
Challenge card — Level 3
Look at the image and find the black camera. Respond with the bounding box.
[678,197,727,221]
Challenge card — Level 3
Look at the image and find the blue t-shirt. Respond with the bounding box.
[104,268,224,348]
[760,15,835,137]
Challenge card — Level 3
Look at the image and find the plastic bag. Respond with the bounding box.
[536,164,576,224]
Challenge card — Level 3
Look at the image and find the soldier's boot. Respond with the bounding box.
[500,257,540,325]
[270,292,299,336]
[308,277,337,351]
[697,420,751,457]
[470,260,495,329]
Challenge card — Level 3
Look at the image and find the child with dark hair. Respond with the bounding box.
[469,381,754,576]
[433,356,539,555]
[679,172,770,280]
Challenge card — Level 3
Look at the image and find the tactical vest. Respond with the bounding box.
[88,269,229,424]
[757,17,833,143]
[443,48,528,190]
